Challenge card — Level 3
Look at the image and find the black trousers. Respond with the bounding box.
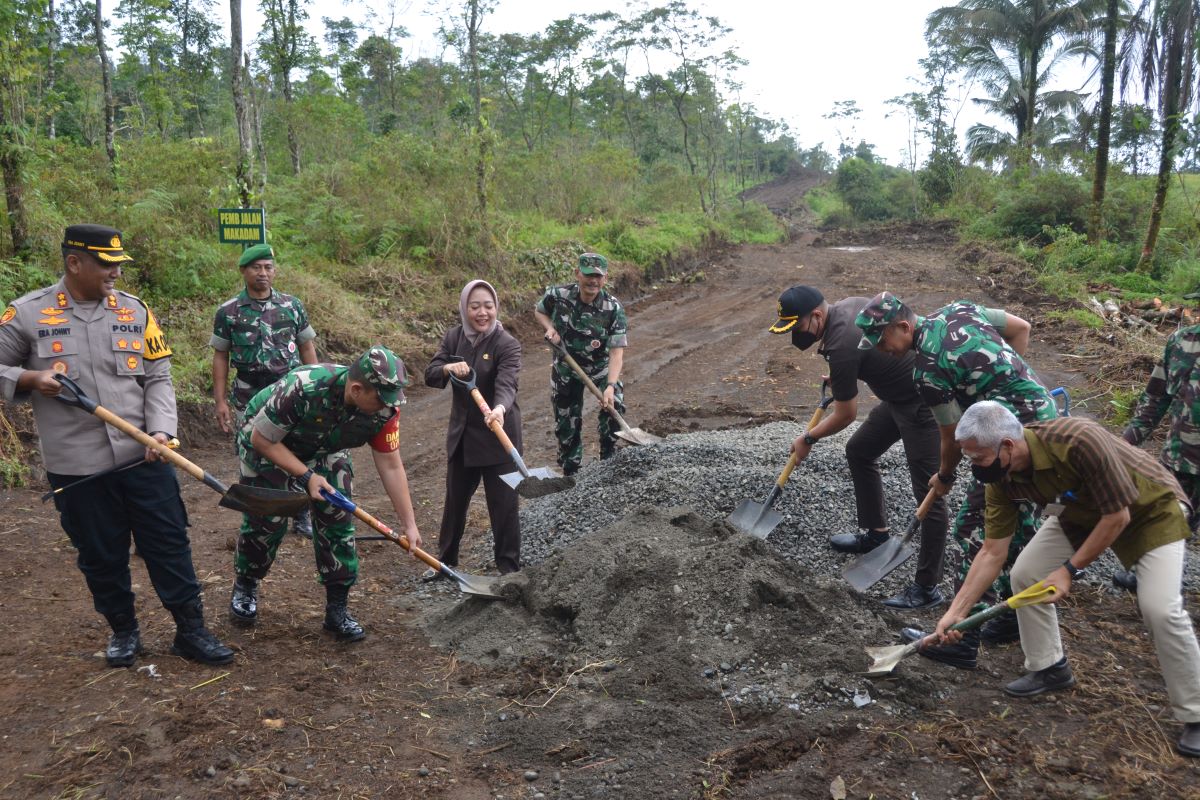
[48,461,201,618]
[845,400,949,587]
[436,444,521,574]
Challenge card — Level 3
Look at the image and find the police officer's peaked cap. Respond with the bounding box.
[768,286,824,334]
[62,224,134,264]
[352,345,409,407]
[238,243,275,268]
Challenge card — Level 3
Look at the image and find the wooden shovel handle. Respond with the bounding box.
[467,386,517,452]
[780,389,833,486]
[91,405,207,482]
[915,486,938,520]
[549,337,632,431]
[321,488,442,572]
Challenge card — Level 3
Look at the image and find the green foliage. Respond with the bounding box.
[1045,308,1104,329]
[835,157,889,220]
[1108,386,1141,429]
[991,172,1090,242]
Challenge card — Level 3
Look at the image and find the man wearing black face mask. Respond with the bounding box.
[932,400,1200,759]
[768,286,949,609]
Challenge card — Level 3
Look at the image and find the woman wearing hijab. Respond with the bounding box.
[423,280,523,577]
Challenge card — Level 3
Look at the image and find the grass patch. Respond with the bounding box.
[1045,308,1105,329]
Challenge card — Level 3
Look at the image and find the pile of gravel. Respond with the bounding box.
[514,421,1187,597]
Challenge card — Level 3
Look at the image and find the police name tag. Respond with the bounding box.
[1044,502,1066,517]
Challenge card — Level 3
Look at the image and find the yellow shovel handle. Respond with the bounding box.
[1006,581,1058,608]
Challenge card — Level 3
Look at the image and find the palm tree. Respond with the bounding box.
[1122,0,1200,270]
[961,62,1087,167]
[928,0,1109,162]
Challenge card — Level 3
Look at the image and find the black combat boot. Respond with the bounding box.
[900,627,980,670]
[169,598,235,665]
[323,583,366,642]
[229,576,259,626]
[103,611,141,668]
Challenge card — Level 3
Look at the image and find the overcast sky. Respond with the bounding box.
[211,0,1100,166]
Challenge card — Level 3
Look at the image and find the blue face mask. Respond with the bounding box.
[971,445,1009,484]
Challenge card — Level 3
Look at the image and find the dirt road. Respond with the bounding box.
[2,175,1195,799]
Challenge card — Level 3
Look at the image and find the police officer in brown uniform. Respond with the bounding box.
[0,225,233,668]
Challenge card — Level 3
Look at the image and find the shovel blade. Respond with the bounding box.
[500,467,575,499]
[864,642,919,677]
[221,484,311,517]
[442,565,505,600]
[615,427,661,446]
[842,538,915,592]
[727,499,782,539]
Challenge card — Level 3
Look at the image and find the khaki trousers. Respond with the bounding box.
[1011,515,1200,723]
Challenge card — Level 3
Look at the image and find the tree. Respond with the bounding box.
[0,0,49,256]
[1088,0,1127,241]
[230,0,252,205]
[928,0,1108,163]
[1122,0,1200,270]
[439,0,496,220]
[258,0,316,175]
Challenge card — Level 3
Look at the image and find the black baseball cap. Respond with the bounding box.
[62,224,134,264]
[768,286,823,333]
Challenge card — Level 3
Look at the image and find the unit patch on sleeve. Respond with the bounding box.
[143,308,173,360]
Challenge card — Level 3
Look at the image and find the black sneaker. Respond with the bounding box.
[1004,658,1075,697]
[1112,569,1138,593]
[980,610,1021,645]
[883,583,946,610]
[900,627,979,670]
[829,529,889,554]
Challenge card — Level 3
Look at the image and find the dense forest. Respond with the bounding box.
[3,0,1200,480]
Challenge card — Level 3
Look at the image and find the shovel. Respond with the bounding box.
[320,488,504,600]
[546,336,660,446]
[842,487,939,592]
[727,381,835,539]
[864,581,1058,677]
[446,365,574,500]
[52,374,311,517]
[41,438,180,502]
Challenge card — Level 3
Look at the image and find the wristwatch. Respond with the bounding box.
[937,471,957,485]
[1062,559,1084,579]
[296,468,315,489]
[802,433,818,446]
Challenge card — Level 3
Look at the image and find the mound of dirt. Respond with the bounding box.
[423,506,942,720]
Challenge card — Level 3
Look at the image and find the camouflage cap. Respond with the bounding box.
[353,345,409,406]
[855,291,906,350]
[238,243,274,268]
[578,252,608,275]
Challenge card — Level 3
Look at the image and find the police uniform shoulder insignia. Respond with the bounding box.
[106,294,118,308]
[142,305,172,360]
[58,292,69,308]
[0,306,14,326]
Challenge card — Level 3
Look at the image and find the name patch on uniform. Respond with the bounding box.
[111,323,143,334]
[39,316,68,325]
[0,306,14,326]
[38,327,70,338]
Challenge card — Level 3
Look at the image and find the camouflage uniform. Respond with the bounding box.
[858,296,1057,602]
[914,301,1057,599]
[211,288,316,415]
[235,356,404,587]
[536,283,629,474]
[1123,324,1200,517]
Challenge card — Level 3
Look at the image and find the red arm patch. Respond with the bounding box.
[370,412,400,453]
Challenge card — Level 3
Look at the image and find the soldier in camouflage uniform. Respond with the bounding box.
[533,253,629,475]
[1116,324,1200,591]
[857,292,1057,669]
[229,346,422,642]
[211,243,318,536]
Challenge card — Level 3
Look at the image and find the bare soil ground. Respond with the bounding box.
[2,172,1198,799]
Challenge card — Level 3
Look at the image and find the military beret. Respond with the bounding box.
[62,224,133,264]
[353,345,409,407]
[578,252,608,275]
[238,243,274,268]
[855,291,908,350]
[768,285,824,334]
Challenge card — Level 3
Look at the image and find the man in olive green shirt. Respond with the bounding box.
[930,401,1200,758]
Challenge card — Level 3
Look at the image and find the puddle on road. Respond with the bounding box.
[828,246,876,252]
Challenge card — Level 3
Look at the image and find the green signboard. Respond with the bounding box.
[217,208,266,245]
